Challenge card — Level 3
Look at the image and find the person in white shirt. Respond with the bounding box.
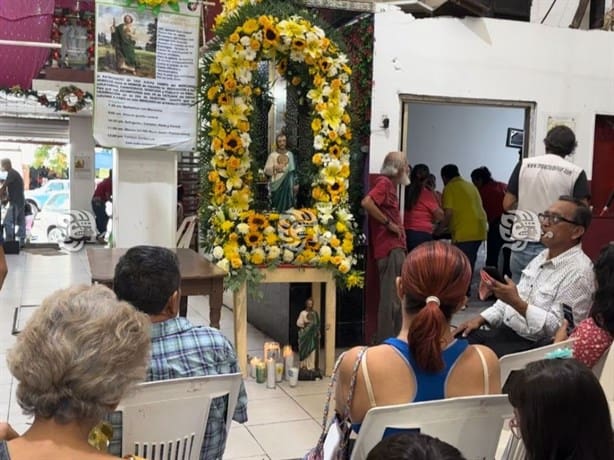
[503,126,590,282]
[456,196,594,357]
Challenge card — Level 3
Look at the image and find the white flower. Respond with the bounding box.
[239,245,247,254]
[338,258,351,274]
[314,135,325,150]
[322,231,332,241]
[336,208,352,223]
[216,258,230,272]
[283,249,294,262]
[213,246,224,259]
[237,223,249,234]
[240,36,251,47]
[263,226,275,235]
[319,245,332,258]
[268,245,281,260]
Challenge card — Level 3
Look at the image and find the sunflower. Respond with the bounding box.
[247,213,268,228]
[217,93,230,105]
[291,38,306,50]
[223,131,243,153]
[263,25,279,47]
[245,230,263,247]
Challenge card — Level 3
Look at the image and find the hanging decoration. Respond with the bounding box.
[50,7,96,69]
[0,85,93,113]
[126,0,186,15]
[199,0,364,291]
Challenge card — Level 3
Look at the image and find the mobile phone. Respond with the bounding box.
[562,304,575,335]
[482,266,505,283]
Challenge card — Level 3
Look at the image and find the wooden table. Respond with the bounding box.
[234,267,336,377]
[87,248,227,328]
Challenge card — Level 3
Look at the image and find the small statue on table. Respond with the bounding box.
[296,298,322,380]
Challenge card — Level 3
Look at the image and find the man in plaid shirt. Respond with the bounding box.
[110,245,248,459]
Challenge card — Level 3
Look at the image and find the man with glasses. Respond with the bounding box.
[503,126,590,283]
[455,196,594,357]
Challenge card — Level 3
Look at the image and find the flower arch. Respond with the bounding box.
[199,0,363,290]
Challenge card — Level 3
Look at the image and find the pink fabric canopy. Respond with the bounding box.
[0,0,55,89]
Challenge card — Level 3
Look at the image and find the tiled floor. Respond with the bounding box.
[0,246,509,459]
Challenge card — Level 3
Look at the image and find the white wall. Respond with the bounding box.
[69,117,95,211]
[406,103,523,183]
[113,149,177,248]
[370,7,614,178]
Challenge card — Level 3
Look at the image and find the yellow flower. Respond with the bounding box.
[221,220,234,232]
[227,155,241,171]
[248,213,267,228]
[224,78,237,92]
[258,15,272,28]
[213,181,226,196]
[243,18,259,34]
[312,187,329,202]
[336,221,347,233]
[330,236,340,248]
[207,86,219,101]
[250,248,266,265]
[229,32,240,43]
[229,189,250,210]
[339,258,351,274]
[208,170,219,183]
[263,25,279,47]
[291,38,306,50]
[265,232,278,245]
[250,38,261,51]
[238,120,250,133]
[331,255,342,266]
[223,131,242,153]
[245,230,263,247]
[230,256,243,269]
[312,153,323,166]
[311,118,322,133]
[346,272,364,288]
[342,238,353,254]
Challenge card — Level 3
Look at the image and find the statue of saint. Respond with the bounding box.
[264,133,298,211]
[296,298,320,371]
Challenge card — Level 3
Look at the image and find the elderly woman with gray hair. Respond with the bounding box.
[0,284,151,460]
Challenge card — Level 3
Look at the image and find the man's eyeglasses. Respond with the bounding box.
[537,212,579,226]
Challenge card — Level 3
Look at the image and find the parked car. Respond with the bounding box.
[25,179,70,212]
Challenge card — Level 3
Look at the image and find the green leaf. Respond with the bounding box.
[137,3,147,12]
[152,4,161,15]
[169,1,180,12]
[124,0,134,6]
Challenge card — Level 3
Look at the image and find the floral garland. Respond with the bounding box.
[200,0,363,290]
[50,9,95,68]
[0,85,93,113]
[126,0,185,14]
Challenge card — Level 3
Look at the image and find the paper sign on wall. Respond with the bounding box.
[94,0,200,151]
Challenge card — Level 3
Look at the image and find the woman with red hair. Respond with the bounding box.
[335,241,500,429]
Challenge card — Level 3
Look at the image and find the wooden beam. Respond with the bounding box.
[570,0,590,28]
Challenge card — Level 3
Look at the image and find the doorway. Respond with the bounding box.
[400,96,535,187]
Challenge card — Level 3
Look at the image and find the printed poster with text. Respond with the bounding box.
[94,0,200,151]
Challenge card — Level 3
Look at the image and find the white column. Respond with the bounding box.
[68,116,95,211]
[112,149,177,248]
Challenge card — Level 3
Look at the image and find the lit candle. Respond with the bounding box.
[256,362,266,384]
[266,358,276,389]
[283,346,294,380]
[264,341,281,361]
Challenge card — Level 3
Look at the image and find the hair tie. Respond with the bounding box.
[425,296,440,306]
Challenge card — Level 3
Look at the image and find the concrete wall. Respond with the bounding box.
[69,117,95,211]
[370,6,614,178]
[405,102,523,183]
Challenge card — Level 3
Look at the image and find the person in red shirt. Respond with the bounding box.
[471,167,510,276]
[361,151,409,342]
[92,170,112,237]
[403,164,444,252]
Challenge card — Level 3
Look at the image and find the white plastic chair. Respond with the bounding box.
[499,338,576,388]
[117,373,242,460]
[349,395,512,460]
[176,215,198,248]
